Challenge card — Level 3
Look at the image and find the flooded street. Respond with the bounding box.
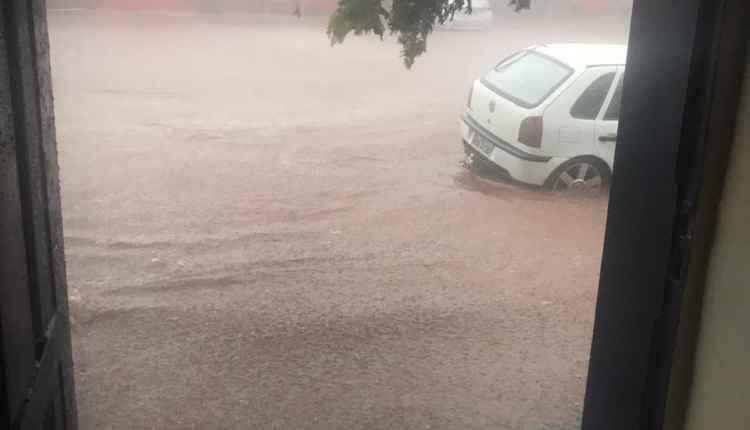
[50,9,626,429]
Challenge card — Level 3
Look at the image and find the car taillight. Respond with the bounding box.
[467,85,474,109]
[518,116,543,148]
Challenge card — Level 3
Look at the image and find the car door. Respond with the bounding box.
[542,66,618,158]
[594,67,625,167]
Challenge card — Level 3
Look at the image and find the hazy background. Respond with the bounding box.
[49,4,631,429]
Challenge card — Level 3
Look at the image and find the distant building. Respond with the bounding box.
[47,0,628,16]
[48,0,340,15]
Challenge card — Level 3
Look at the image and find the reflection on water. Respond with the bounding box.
[453,164,554,202]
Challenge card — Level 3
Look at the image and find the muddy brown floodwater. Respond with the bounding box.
[49,8,627,430]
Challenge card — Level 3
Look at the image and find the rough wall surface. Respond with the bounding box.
[683,41,750,430]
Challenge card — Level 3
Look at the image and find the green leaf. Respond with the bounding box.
[329,0,532,68]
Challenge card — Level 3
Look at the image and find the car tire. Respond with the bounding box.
[544,157,611,194]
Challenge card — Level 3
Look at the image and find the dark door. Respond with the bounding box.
[0,1,77,429]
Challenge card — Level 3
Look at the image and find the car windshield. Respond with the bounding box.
[482,51,573,107]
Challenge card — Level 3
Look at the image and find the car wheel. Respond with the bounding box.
[546,159,609,194]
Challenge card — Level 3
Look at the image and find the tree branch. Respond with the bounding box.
[327,0,532,68]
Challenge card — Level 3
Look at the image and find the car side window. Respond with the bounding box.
[604,77,623,121]
[570,72,615,120]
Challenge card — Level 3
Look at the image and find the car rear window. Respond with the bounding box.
[481,51,573,108]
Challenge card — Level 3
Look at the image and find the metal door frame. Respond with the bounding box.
[0,1,77,429]
[0,0,747,429]
[582,0,748,429]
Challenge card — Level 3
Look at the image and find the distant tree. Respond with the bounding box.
[327,0,532,68]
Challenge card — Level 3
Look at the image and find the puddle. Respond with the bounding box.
[452,162,610,205]
[452,164,550,202]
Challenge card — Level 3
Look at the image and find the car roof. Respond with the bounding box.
[531,44,627,69]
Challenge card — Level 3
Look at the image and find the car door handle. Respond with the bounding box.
[598,134,617,142]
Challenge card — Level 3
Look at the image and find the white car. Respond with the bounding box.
[461,43,626,192]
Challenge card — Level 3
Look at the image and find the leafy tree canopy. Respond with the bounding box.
[327,0,532,68]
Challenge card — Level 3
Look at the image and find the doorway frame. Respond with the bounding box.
[1,0,748,429]
[582,0,748,429]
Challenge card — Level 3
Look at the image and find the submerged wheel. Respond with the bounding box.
[546,159,609,194]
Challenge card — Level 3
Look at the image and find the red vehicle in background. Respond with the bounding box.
[104,0,188,8]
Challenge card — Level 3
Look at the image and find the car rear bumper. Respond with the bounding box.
[460,115,566,186]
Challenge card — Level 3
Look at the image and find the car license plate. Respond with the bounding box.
[472,133,494,156]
